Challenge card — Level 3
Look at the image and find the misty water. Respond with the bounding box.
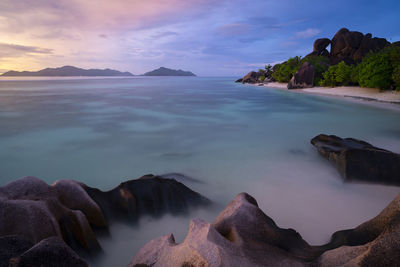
[0,76,399,266]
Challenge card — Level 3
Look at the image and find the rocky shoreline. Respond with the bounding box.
[1,136,399,266]
[131,192,400,266]
[236,28,400,91]
[0,174,211,266]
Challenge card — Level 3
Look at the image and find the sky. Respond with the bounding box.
[0,0,399,76]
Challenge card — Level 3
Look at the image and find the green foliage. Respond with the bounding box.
[393,65,400,91]
[320,65,338,87]
[357,45,400,90]
[259,75,265,82]
[265,64,273,72]
[335,61,352,85]
[357,51,392,90]
[270,44,400,90]
[272,56,302,82]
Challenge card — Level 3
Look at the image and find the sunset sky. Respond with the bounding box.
[1,0,399,76]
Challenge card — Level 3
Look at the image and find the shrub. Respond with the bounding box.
[272,56,301,83]
[393,64,400,91]
[357,45,400,90]
[357,51,392,90]
[259,75,265,82]
[320,65,338,87]
[335,61,352,85]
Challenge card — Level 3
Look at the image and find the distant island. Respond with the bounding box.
[143,67,196,76]
[1,65,134,77]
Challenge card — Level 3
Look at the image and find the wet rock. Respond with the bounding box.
[82,174,211,223]
[235,78,243,83]
[241,71,262,84]
[311,134,400,186]
[52,179,107,228]
[287,62,315,89]
[130,193,318,266]
[318,193,400,266]
[0,177,102,255]
[131,191,400,267]
[9,236,88,267]
[0,235,33,267]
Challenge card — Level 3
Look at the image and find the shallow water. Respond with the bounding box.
[0,77,399,266]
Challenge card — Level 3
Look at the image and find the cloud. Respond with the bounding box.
[151,31,178,39]
[0,43,53,58]
[295,28,320,39]
[216,23,251,36]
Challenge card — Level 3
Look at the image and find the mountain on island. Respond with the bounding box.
[1,65,134,77]
[143,67,196,76]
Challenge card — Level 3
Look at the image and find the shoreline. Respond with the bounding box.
[259,82,400,111]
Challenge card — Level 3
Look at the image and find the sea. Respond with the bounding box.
[0,76,399,266]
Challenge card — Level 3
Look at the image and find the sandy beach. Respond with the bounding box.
[262,82,400,106]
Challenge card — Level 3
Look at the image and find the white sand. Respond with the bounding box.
[263,82,400,104]
[301,86,400,103]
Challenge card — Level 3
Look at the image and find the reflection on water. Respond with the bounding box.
[0,77,399,266]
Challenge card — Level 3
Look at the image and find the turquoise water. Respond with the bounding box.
[1,77,399,266]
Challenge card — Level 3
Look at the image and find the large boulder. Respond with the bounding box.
[330,28,389,64]
[287,62,315,89]
[131,192,400,267]
[241,71,262,84]
[311,134,400,186]
[317,193,400,266]
[130,193,319,266]
[313,38,331,56]
[82,174,211,223]
[0,175,211,264]
[0,235,34,267]
[9,236,88,267]
[0,177,102,254]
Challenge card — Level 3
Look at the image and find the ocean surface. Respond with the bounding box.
[0,76,399,266]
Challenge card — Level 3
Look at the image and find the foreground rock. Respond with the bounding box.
[0,175,211,265]
[82,174,211,223]
[130,193,320,266]
[311,134,400,186]
[287,62,315,89]
[8,237,88,267]
[131,192,400,266]
[0,176,104,255]
[317,192,400,266]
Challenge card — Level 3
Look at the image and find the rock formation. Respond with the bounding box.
[0,176,103,255]
[130,193,317,266]
[237,28,392,87]
[329,28,389,65]
[131,192,400,267]
[8,237,88,267]
[310,38,331,57]
[239,71,263,84]
[0,174,211,266]
[287,62,315,89]
[82,174,211,223]
[317,192,400,266]
[311,134,400,186]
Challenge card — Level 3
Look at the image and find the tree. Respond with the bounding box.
[335,61,352,85]
[272,56,302,83]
